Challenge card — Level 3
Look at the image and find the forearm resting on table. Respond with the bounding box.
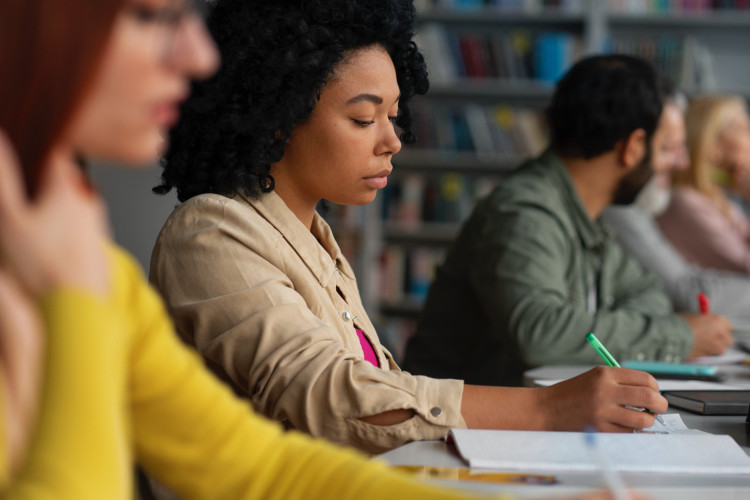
[359,385,547,429]
[461,385,546,430]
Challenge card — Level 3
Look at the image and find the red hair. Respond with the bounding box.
[0,0,124,197]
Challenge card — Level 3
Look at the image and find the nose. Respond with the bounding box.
[166,14,220,80]
[376,120,402,157]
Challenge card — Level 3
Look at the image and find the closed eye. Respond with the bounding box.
[352,119,375,127]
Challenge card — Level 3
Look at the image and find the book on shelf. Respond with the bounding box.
[378,246,447,304]
[411,101,548,159]
[608,0,750,13]
[608,35,717,93]
[416,0,583,13]
[381,174,500,225]
[415,23,460,84]
[534,32,580,84]
[416,23,579,85]
[506,30,533,79]
[464,104,496,155]
[459,35,492,78]
[679,36,718,92]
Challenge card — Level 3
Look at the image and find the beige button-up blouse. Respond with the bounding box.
[150,191,465,454]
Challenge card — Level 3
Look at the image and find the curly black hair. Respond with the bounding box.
[155,0,429,202]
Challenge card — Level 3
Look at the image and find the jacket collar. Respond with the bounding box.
[237,190,352,287]
[543,149,608,250]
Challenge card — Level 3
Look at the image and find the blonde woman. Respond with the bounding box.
[658,96,750,273]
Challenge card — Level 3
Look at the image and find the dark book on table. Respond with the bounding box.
[663,390,750,416]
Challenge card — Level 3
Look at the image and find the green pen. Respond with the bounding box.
[586,332,665,425]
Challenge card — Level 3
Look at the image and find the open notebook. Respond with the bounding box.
[448,428,750,474]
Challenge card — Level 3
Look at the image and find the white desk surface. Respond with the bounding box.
[380,364,750,499]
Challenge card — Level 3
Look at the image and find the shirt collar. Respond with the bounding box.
[237,190,352,287]
[544,149,608,249]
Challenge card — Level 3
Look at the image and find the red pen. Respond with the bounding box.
[698,293,710,314]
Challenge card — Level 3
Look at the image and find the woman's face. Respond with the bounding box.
[63,0,219,165]
[273,45,402,208]
[715,105,750,176]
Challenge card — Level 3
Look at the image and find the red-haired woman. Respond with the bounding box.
[0,1,646,500]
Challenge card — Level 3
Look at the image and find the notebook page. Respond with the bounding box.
[689,347,750,365]
[533,379,747,391]
[448,429,750,474]
[639,413,703,434]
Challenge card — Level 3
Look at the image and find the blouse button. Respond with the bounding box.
[342,311,352,321]
[430,407,442,418]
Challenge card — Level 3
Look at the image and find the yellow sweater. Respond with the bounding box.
[0,246,508,499]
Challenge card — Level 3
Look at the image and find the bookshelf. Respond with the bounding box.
[325,0,750,362]
[390,149,519,173]
[606,2,750,96]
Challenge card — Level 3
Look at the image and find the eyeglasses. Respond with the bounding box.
[125,0,207,28]
[124,0,209,57]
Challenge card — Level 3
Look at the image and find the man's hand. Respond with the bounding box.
[680,313,733,358]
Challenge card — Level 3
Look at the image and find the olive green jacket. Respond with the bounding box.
[404,150,693,386]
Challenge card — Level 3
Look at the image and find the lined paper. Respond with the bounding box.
[448,429,750,474]
[534,379,748,391]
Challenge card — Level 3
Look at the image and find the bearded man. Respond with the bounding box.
[403,55,733,386]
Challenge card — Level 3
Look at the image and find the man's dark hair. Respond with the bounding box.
[154,0,428,202]
[547,54,664,159]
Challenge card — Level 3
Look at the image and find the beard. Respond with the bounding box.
[635,176,672,216]
[612,146,654,206]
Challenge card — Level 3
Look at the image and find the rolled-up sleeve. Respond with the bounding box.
[150,196,464,454]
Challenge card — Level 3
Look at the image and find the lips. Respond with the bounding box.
[364,167,392,179]
[153,87,189,128]
[153,102,181,127]
[362,167,392,190]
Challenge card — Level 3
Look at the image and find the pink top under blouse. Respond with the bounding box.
[355,328,380,367]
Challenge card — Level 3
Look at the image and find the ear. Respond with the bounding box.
[618,128,647,171]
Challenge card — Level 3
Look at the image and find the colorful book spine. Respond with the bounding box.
[419,0,584,12]
[417,23,580,83]
[378,246,447,304]
[410,101,548,158]
[607,0,750,12]
[381,174,501,225]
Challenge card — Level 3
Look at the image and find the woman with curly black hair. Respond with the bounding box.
[151,0,667,456]
[154,0,427,202]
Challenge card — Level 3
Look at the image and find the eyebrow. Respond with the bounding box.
[346,93,401,106]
